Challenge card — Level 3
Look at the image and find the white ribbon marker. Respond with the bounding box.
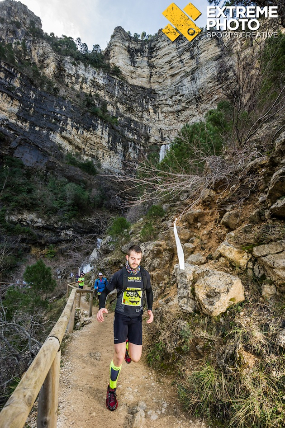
[174,218,185,270]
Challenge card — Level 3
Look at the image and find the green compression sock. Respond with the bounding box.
[109,360,122,389]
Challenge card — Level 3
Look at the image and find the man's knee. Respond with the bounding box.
[130,355,141,363]
[114,344,125,365]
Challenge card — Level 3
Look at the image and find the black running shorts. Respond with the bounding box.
[113,312,142,345]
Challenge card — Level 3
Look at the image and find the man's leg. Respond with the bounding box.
[127,314,143,362]
[128,343,142,362]
[113,342,126,367]
[106,312,128,411]
[106,343,125,411]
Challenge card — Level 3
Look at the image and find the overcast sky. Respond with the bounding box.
[17,0,210,50]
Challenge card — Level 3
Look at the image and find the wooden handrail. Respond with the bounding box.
[0,287,94,428]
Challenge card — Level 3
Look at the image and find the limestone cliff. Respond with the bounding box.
[0,0,227,174]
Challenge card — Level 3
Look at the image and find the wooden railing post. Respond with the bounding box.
[89,291,93,317]
[37,349,61,428]
[0,287,87,428]
[78,291,81,308]
[67,300,75,334]
[0,337,59,428]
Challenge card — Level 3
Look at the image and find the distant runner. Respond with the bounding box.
[77,272,85,289]
[94,272,108,304]
[97,244,153,411]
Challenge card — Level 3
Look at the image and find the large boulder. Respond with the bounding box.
[253,241,285,285]
[267,166,285,204]
[269,198,285,218]
[194,268,245,316]
[183,242,197,258]
[174,264,196,313]
[221,210,241,230]
[186,253,206,265]
[182,210,205,226]
[174,264,245,316]
[216,241,251,269]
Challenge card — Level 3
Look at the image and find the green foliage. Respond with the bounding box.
[146,204,165,219]
[23,259,56,295]
[0,156,97,221]
[65,153,97,175]
[146,341,167,368]
[83,94,119,125]
[45,244,56,259]
[29,31,122,77]
[178,362,285,427]
[260,32,285,101]
[140,222,155,242]
[108,217,130,236]
[148,298,285,428]
[159,101,229,174]
[3,286,48,320]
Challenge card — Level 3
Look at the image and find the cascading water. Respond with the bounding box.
[159,144,171,162]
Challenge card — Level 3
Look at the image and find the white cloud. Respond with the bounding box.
[18,0,210,49]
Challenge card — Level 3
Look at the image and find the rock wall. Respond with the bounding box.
[0,0,229,174]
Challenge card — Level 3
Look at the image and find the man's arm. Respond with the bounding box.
[97,272,118,322]
[145,271,154,324]
[96,288,110,322]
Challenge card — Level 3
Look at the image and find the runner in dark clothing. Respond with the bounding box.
[97,244,153,411]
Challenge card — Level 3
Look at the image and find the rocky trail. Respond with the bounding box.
[56,299,209,428]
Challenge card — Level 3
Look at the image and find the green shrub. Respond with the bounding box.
[65,153,97,175]
[146,204,165,219]
[140,222,155,241]
[159,102,229,174]
[260,32,285,97]
[146,341,167,368]
[178,362,285,427]
[23,259,56,296]
[3,287,48,320]
[108,217,130,236]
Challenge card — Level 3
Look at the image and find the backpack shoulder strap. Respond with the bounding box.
[122,267,128,291]
[140,267,148,291]
[122,267,148,290]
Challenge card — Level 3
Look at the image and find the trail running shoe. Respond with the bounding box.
[106,385,118,411]
[125,339,131,364]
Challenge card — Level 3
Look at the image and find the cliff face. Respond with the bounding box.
[0,0,227,174]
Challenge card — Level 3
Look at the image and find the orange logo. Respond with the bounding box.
[162,2,202,42]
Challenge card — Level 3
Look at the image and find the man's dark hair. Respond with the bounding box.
[128,245,142,255]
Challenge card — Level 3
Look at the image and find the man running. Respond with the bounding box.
[97,244,153,411]
[94,272,108,304]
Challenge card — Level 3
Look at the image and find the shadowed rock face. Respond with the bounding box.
[0,1,229,175]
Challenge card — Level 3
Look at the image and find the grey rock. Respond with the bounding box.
[221,210,241,230]
[174,264,245,316]
[262,284,277,299]
[267,166,285,204]
[277,329,285,348]
[173,264,196,313]
[253,241,285,258]
[269,198,285,218]
[186,253,206,265]
[183,243,196,257]
[194,268,245,316]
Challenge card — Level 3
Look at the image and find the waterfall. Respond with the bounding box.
[174,218,185,270]
[159,144,170,162]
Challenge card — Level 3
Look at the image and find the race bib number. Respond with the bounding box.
[122,288,142,306]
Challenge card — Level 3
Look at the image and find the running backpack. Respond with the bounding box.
[122,266,148,291]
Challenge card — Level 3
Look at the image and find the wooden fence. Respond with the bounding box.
[0,285,94,428]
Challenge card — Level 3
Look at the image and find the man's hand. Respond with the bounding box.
[146,310,154,324]
[97,308,108,322]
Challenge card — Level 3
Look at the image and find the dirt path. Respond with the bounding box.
[57,301,209,428]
